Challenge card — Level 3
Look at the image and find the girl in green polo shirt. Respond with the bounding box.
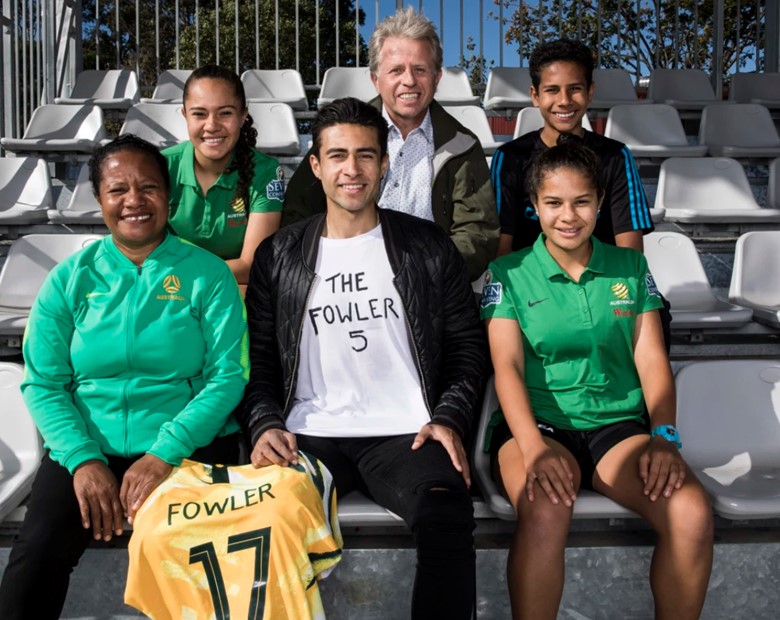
[480,140,713,619]
[164,66,284,285]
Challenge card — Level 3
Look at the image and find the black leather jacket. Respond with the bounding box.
[240,208,489,447]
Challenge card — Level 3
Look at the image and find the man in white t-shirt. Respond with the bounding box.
[241,97,489,619]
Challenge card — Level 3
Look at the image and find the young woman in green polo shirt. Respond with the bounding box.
[480,140,713,619]
[164,66,284,285]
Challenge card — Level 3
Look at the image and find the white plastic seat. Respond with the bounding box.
[769,158,780,209]
[643,231,752,329]
[0,157,53,224]
[655,157,780,223]
[483,67,534,112]
[676,360,780,519]
[647,68,734,111]
[337,491,404,527]
[317,67,375,109]
[513,107,592,139]
[729,72,780,109]
[54,69,140,111]
[699,104,780,158]
[247,102,301,156]
[0,104,106,156]
[242,69,308,111]
[604,104,707,157]
[473,376,639,520]
[444,106,502,154]
[589,68,653,109]
[140,69,192,104]
[434,67,480,106]
[0,362,42,523]
[728,231,780,327]
[0,234,103,336]
[119,103,187,149]
[47,164,103,225]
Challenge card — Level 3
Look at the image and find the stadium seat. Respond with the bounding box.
[647,68,734,110]
[728,231,780,328]
[317,67,376,109]
[729,72,780,109]
[0,234,103,339]
[513,106,592,139]
[434,67,480,106]
[698,104,780,158]
[241,69,308,111]
[0,104,106,157]
[247,102,301,156]
[119,102,187,149]
[655,157,780,224]
[337,492,404,526]
[604,104,707,157]
[472,375,639,520]
[643,231,752,329]
[47,164,103,225]
[589,68,653,110]
[483,67,534,112]
[140,69,192,104]
[54,69,140,111]
[770,158,780,209]
[0,362,42,523]
[676,360,780,519]
[444,106,503,154]
[0,157,53,225]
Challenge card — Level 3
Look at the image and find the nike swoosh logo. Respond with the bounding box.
[85,292,109,299]
[528,298,548,307]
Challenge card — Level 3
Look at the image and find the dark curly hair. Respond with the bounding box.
[89,134,170,196]
[183,65,257,211]
[311,97,389,159]
[529,39,594,90]
[525,135,605,204]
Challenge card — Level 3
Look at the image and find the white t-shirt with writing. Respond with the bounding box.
[287,224,431,437]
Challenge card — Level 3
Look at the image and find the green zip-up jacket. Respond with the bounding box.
[21,234,249,474]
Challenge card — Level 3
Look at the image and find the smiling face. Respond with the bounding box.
[182,77,248,170]
[97,150,169,259]
[531,61,594,146]
[371,36,441,136]
[310,123,388,217]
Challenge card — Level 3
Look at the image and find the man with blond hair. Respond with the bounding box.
[283,7,499,281]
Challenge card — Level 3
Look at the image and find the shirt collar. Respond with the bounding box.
[178,141,237,190]
[532,234,606,281]
[382,106,434,145]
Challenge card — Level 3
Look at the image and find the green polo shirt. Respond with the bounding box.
[480,235,663,430]
[163,141,284,260]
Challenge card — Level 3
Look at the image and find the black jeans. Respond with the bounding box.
[0,435,239,620]
[297,433,476,620]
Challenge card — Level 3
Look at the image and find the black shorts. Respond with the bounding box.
[491,417,648,491]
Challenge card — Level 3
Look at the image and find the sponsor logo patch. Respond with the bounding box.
[266,166,285,201]
[646,273,661,297]
[480,283,502,309]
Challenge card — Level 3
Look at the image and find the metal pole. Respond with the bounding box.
[235,0,240,74]
[155,0,159,77]
[95,0,100,68]
[356,0,360,67]
[255,0,259,69]
[175,0,180,69]
[315,0,320,85]
[215,0,220,66]
[499,0,503,66]
[713,0,725,97]
[195,0,200,67]
[22,0,28,119]
[673,0,679,68]
[135,0,140,80]
[115,0,120,67]
[736,0,742,72]
[295,0,300,72]
[460,0,464,66]
[275,0,279,69]
[336,0,339,67]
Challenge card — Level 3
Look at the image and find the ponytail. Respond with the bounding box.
[225,114,257,212]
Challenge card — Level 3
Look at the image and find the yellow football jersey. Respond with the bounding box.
[125,453,342,620]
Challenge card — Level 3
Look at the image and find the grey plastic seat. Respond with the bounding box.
[728,231,780,328]
[676,360,780,519]
[589,68,653,109]
[473,375,639,520]
[647,68,734,111]
[54,69,140,111]
[0,362,42,523]
[140,69,192,104]
[643,232,752,329]
[513,107,592,139]
[435,67,480,106]
[317,67,376,109]
[655,157,780,224]
[242,69,308,111]
[699,104,780,158]
[0,234,103,337]
[337,491,404,527]
[247,102,301,156]
[119,103,187,149]
[604,104,707,157]
[769,158,780,209]
[444,106,502,154]
[483,67,534,112]
[0,157,53,224]
[729,72,780,109]
[0,104,106,156]
[47,164,103,225]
